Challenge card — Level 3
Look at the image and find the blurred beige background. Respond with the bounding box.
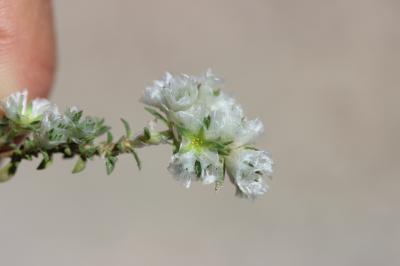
[1,0,399,265]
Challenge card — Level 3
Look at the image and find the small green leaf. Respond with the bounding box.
[73,110,83,122]
[160,130,173,139]
[106,132,113,143]
[244,146,259,151]
[143,127,151,140]
[0,162,19,183]
[79,145,97,158]
[194,160,202,178]
[63,147,73,158]
[72,157,86,174]
[23,139,35,150]
[144,107,168,125]
[223,140,234,146]
[130,149,142,170]
[213,89,221,96]
[37,159,47,170]
[37,152,53,170]
[66,109,83,122]
[203,115,211,129]
[96,125,110,137]
[42,151,50,161]
[105,156,118,175]
[219,150,230,156]
[120,118,132,138]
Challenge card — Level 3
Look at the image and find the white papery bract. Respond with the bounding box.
[204,102,243,142]
[225,149,273,199]
[141,72,198,112]
[163,74,198,112]
[234,118,264,147]
[199,69,224,91]
[34,107,68,149]
[141,72,170,109]
[142,69,273,198]
[0,90,53,125]
[168,151,197,188]
[171,104,207,133]
[0,90,29,121]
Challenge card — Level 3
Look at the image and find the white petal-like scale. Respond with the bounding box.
[198,149,222,184]
[162,74,198,111]
[234,118,264,147]
[236,177,268,199]
[141,85,165,108]
[167,151,197,188]
[171,104,207,133]
[35,107,69,149]
[205,103,243,141]
[30,99,52,118]
[0,90,28,121]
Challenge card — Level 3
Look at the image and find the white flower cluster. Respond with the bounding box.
[0,90,54,125]
[142,69,273,198]
[0,90,107,148]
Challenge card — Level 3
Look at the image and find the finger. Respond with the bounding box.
[0,0,55,99]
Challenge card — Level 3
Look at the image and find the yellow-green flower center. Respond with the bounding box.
[190,136,204,151]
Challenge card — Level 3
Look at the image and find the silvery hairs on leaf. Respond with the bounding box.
[0,69,273,199]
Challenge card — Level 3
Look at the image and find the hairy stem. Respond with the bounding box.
[0,128,173,182]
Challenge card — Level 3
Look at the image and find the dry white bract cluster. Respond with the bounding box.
[142,69,273,199]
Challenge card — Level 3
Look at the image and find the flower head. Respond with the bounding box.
[0,90,53,126]
[34,107,69,149]
[141,72,171,109]
[64,107,109,144]
[163,74,198,111]
[142,69,273,198]
[141,72,198,112]
[225,149,273,199]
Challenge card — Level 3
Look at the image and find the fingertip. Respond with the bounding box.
[0,0,55,100]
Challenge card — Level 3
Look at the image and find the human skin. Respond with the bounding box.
[0,0,55,99]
